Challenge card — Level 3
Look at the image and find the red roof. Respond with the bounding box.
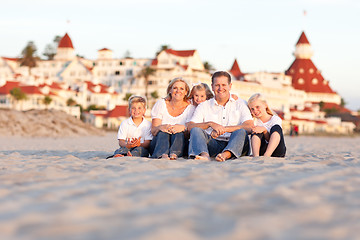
[165,49,196,57]
[98,48,111,51]
[20,86,43,95]
[107,105,128,118]
[0,81,20,94]
[229,59,244,80]
[151,59,158,66]
[322,102,352,113]
[58,33,74,49]
[296,31,310,45]
[0,81,43,95]
[285,58,335,93]
[2,57,20,61]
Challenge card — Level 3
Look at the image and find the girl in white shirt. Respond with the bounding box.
[248,93,286,157]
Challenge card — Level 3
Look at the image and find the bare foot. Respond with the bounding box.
[114,154,124,158]
[169,153,177,160]
[194,153,211,161]
[215,151,232,162]
[127,151,133,157]
[160,154,170,160]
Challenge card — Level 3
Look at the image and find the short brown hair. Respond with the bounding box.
[211,71,231,84]
[128,95,147,109]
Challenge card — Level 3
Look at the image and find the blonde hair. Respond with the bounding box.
[128,95,147,109]
[190,83,214,100]
[166,77,190,101]
[248,93,273,116]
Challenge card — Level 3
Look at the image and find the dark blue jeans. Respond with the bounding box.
[149,131,185,158]
[113,146,149,157]
[188,127,249,158]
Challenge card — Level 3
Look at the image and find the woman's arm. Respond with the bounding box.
[151,118,170,136]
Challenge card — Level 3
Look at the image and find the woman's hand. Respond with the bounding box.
[168,124,186,134]
[158,124,172,134]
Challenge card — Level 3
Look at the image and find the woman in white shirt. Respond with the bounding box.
[150,77,195,159]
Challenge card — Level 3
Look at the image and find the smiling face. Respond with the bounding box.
[212,76,231,101]
[248,99,268,120]
[130,102,146,119]
[170,81,188,101]
[192,89,207,106]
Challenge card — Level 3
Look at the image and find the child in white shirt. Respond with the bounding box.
[248,93,286,157]
[107,96,152,159]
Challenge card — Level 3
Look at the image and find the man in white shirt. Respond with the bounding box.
[187,71,254,161]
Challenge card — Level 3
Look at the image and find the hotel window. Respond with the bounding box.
[133,61,137,66]
[115,71,120,75]
[126,69,133,76]
[312,78,318,84]
[309,68,314,73]
[298,78,304,84]
[299,68,304,73]
[119,61,123,65]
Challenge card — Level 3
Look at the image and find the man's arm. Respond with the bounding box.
[224,120,254,134]
[187,121,226,133]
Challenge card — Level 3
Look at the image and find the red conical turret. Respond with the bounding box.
[58,33,74,49]
[229,59,244,80]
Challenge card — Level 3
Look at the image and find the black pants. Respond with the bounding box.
[252,124,286,157]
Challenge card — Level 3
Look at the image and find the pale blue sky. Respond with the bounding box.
[1,0,359,110]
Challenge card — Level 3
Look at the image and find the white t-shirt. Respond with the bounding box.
[117,117,153,143]
[254,115,282,133]
[151,98,196,125]
[190,97,253,141]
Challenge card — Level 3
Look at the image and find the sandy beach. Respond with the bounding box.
[0,133,359,240]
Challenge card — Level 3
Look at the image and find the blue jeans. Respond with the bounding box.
[150,131,185,158]
[113,146,149,157]
[188,127,249,158]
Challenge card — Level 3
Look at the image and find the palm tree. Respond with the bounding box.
[156,44,170,56]
[10,87,27,110]
[19,41,38,75]
[138,66,156,101]
[203,61,214,72]
[43,95,52,109]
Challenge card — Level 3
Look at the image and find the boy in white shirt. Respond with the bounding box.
[107,96,152,159]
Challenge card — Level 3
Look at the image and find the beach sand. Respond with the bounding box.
[0,133,359,240]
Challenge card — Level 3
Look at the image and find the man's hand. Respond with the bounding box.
[210,122,226,136]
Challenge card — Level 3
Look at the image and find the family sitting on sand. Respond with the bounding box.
[107,71,286,161]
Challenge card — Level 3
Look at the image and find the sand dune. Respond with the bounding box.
[0,133,359,240]
[0,109,105,137]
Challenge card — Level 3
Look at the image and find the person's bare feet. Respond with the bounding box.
[169,153,177,160]
[160,154,170,160]
[194,153,211,161]
[114,154,124,158]
[215,151,232,162]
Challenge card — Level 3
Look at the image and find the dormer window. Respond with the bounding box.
[309,68,314,73]
[290,69,294,73]
[298,78,304,84]
[299,68,304,73]
[312,78,318,84]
